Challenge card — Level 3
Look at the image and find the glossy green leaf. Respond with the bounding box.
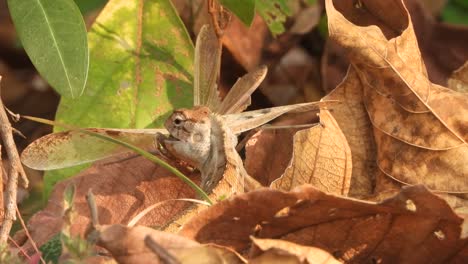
[256,0,291,36]
[44,0,194,196]
[8,0,88,98]
[220,0,255,26]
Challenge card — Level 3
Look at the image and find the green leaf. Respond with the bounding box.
[441,0,468,25]
[43,0,194,197]
[8,0,89,98]
[220,0,255,26]
[73,0,107,14]
[39,234,62,264]
[256,0,291,36]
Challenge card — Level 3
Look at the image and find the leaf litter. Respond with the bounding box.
[13,0,468,263]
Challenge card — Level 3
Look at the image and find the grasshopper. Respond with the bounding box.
[21,25,325,229]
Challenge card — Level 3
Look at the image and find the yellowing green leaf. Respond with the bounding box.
[44,0,194,196]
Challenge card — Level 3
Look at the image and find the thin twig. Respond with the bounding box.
[144,235,181,264]
[14,205,46,264]
[8,236,32,261]
[0,76,28,244]
[128,198,210,227]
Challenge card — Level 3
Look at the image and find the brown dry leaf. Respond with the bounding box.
[371,171,468,216]
[222,14,269,71]
[180,185,468,263]
[95,224,244,264]
[322,68,377,197]
[270,110,352,196]
[321,38,350,93]
[244,110,321,186]
[245,129,297,186]
[322,0,468,92]
[177,245,245,264]
[250,237,341,264]
[261,47,323,106]
[404,0,468,86]
[448,61,468,93]
[249,252,302,264]
[326,0,468,193]
[17,154,199,250]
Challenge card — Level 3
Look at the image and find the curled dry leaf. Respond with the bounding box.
[250,237,341,264]
[246,70,374,198]
[404,0,468,86]
[95,224,244,264]
[322,0,468,92]
[271,110,352,196]
[16,154,199,251]
[326,0,468,193]
[180,185,468,263]
[321,68,377,197]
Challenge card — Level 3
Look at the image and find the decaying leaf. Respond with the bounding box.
[326,0,468,193]
[271,110,352,196]
[95,224,244,264]
[16,154,199,251]
[321,68,377,197]
[246,68,374,198]
[180,185,468,263]
[245,129,297,186]
[322,0,468,92]
[250,237,341,264]
[371,170,468,217]
[404,0,468,86]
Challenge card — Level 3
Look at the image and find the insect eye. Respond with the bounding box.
[173,118,183,126]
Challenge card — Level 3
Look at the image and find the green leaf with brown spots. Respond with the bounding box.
[256,0,291,36]
[44,0,194,196]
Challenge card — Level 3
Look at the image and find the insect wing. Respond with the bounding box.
[194,24,222,109]
[216,65,267,115]
[224,102,325,134]
[21,128,165,170]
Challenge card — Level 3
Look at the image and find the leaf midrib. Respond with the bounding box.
[36,0,75,97]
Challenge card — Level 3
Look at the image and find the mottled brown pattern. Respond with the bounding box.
[326,0,468,194]
[180,185,468,263]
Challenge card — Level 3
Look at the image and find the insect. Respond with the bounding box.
[21,25,324,193]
